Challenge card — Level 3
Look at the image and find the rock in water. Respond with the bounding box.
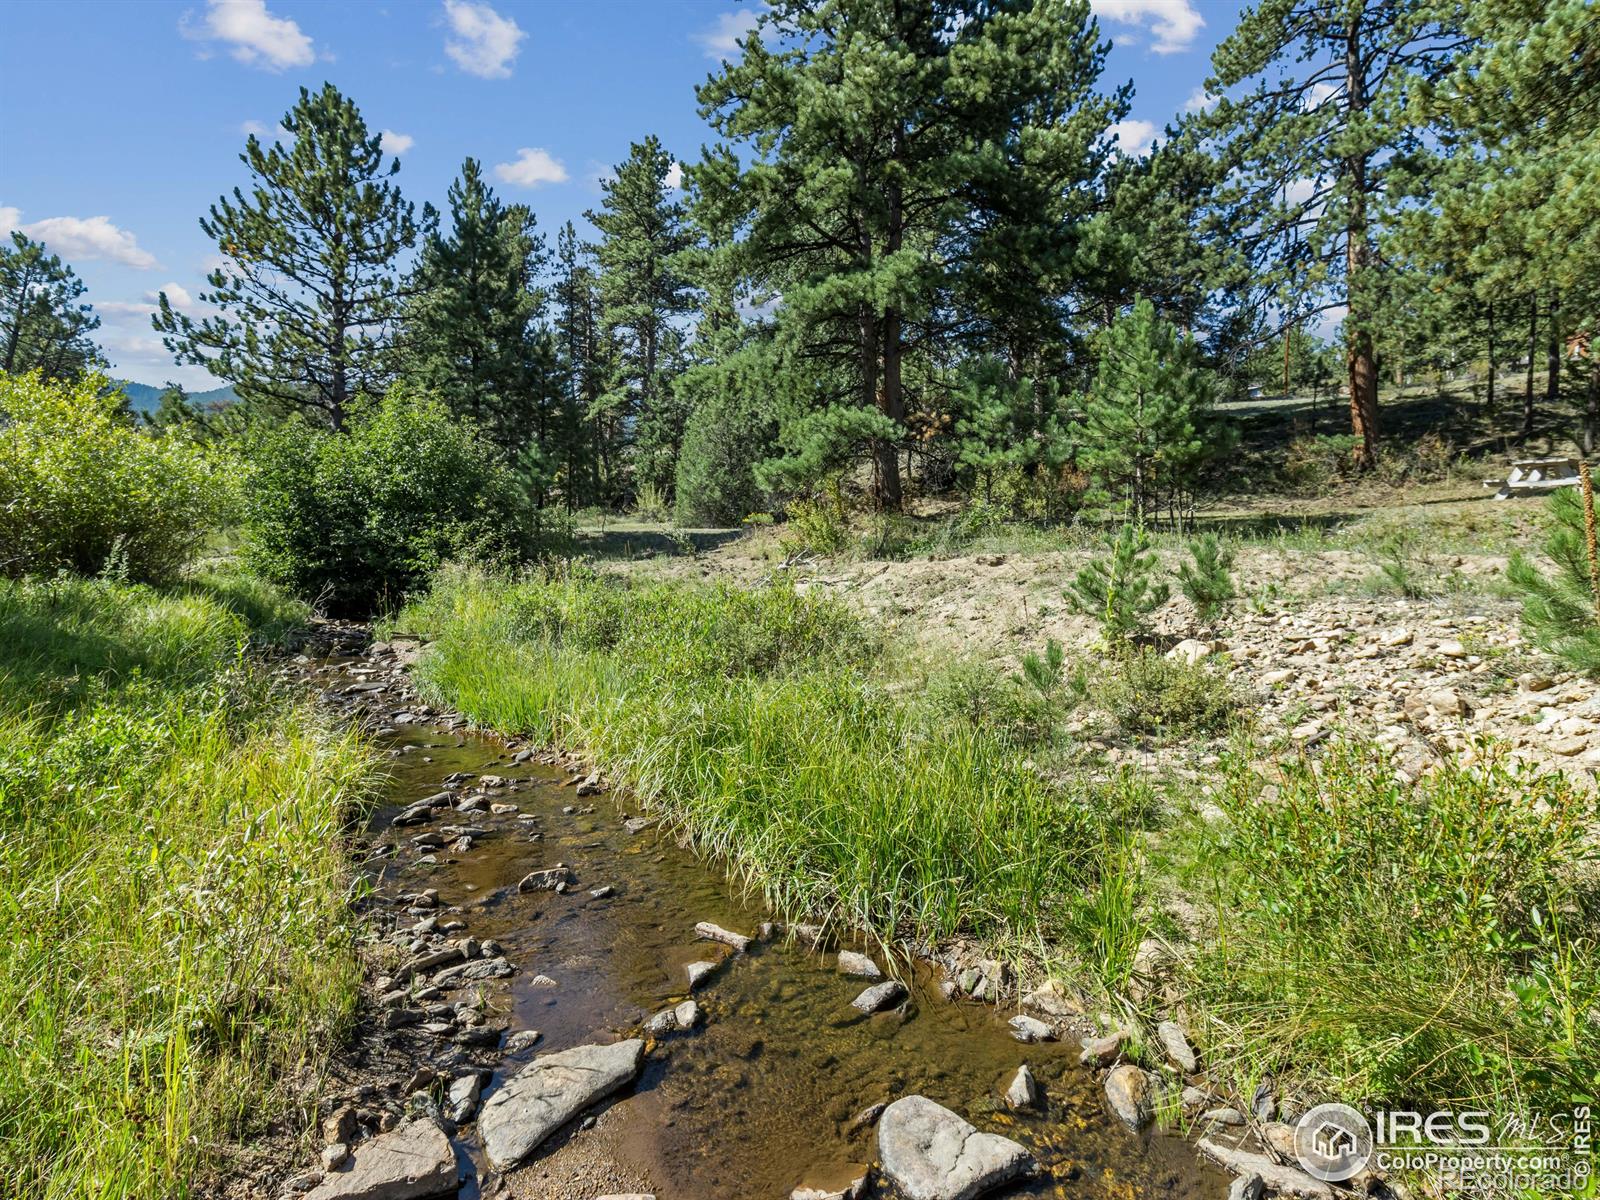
[304,1118,455,1200]
[694,921,752,952]
[878,1095,1036,1200]
[851,980,906,1013]
[1104,1064,1152,1129]
[479,1039,645,1170]
[836,950,882,979]
[1004,1064,1039,1110]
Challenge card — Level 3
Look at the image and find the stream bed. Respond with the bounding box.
[319,641,1226,1200]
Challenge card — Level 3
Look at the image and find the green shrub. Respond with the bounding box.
[0,371,230,583]
[1093,648,1244,737]
[243,388,535,613]
[1065,524,1169,646]
[1176,534,1237,623]
[780,484,851,556]
[1186,741,1599,1110]
[924,658,1055,746]
[1507,484,1600,675]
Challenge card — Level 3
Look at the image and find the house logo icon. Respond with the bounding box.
[1294,1103,1374,1182]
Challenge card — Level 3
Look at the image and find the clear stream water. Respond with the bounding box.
[341,656,1224,1200]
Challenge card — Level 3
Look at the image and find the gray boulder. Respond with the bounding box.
[837,950,882,980]
[877,1095,1035,1200]
[1003,1065,1039,1110]
[479,1039,644,1170]
[304,1118,455,1200]
[1156,1019,1197,1073]
[1103,1064,1152,1129]
[851,981,906,1013]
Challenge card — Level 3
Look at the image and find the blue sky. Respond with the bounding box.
[1,0,1243,388]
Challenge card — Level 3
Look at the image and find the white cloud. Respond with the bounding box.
[695,10,759,59]
[6,212,158,269]
[1091,0,1204,55]
[181,0,315,71]
[95,283,199,322]
[1303,82,1338,110]
[493,148,569,188]
[665,161,684,190]
[1110,119,1158,157]
[380,129,415,155]
[443,0,525,79]
[1183,86,1217,114]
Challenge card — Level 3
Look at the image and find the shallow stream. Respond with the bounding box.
[336,652,1223,1200]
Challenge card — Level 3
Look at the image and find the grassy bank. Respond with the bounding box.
[0,574,377,1200]
[399,566,1136,950]
[402,566,1599,1146]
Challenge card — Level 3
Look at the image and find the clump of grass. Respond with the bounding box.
[1179,739,1599,1114]
[403,566,1116,947]
[1092,649,1246,738]
[0,575,376,1200]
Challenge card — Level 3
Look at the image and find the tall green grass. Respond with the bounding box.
[0,576,377,1200]
[1176,740,1600,1115]
[400,566,1114,947]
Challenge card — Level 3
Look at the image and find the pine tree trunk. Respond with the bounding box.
[878,308,905,512]
[1584,360,1598,457]
[1344,17,1379,468]
[1546,290,1561,403]
[1485,300,1497,415]
[1524,293,1537,439]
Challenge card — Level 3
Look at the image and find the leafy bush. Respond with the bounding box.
[1092,648,1244,737]
[1187,741,1598,1109]
[1065,523,1169,646]
[924,658,1055,746]
[243,388,534,613]
[1507,484,1600,674]
[1177,533,1237,623]
[780,484,851,556]
[0,371,229,583]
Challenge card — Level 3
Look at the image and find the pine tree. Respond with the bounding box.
[1177,533,1238,624]
[553,222,608,507]
[1065,523,1170,647]
[155,84,418,430]
[586,136,692,502]
[404,158,547,456]
[1507,480,1600,676]
[0,233,103,380]
[696,0,1121,510]
[1193,0,1473,468]
[1081,298,1226,527]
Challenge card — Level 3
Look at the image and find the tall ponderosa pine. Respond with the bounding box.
[697,0,1122,511]
[405,158,548,455]
[155,84,418,430]
[587,136,692,501]
[1082,298,1226,527]
[0,233,102,380]
[1195,0,1473,467]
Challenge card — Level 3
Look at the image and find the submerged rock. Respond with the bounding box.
[1007,1014,1054,1043]
[303,1118,455,1200]
[877,1095,1035,1200]
[1003,1064,1039,1110]
[836,950,882,980]
[479,1039,645,1170]
[695,921,752,952]
[850,981,906,1013]
[686,960,720,989]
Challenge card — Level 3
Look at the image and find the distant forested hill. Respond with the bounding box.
[111,380,239,413]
